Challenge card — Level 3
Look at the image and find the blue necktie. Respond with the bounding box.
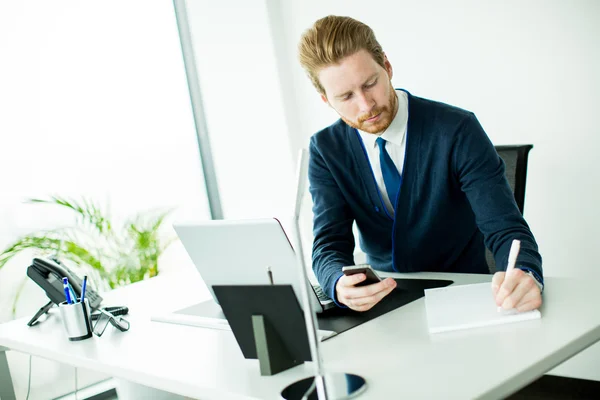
[376,137,401,206]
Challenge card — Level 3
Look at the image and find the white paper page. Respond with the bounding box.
[425,282,541,334]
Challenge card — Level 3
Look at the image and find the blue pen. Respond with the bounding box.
[80,275,88,304]
[68,283,78,303]
[62,277,73,304]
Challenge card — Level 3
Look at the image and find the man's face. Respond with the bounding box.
[318,49,397,134]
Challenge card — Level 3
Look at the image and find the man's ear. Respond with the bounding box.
[320,93,330,106]
[383,53,393,80]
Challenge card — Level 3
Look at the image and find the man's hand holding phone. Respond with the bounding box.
[336,265,397,312]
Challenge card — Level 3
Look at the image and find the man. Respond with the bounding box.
[297,15,543,313]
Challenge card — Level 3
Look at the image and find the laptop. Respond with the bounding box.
[175,217,334,312]
[151,217,336,331]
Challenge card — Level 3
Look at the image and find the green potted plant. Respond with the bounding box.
[0,196,177,314]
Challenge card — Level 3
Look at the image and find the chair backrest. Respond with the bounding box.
[494,145,533,214]
[485,144,533,272]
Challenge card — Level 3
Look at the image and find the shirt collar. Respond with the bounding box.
[358,89,408,149]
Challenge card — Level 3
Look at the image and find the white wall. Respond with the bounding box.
[266,0,600,381]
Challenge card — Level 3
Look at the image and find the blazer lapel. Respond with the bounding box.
[392,92,424,270]
[347,126,389,215]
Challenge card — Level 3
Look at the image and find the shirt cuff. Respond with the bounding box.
[330,272,348,308]
[517,267,544,293]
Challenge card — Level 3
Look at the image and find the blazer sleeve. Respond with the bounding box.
[451,113,543,281]
[308,136,356,304]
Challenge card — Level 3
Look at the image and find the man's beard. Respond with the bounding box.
[341,86,398,134]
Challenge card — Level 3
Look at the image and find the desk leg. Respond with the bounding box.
[0,346,17,400]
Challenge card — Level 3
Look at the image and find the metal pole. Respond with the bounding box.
[172,0,224,220]
[291,149,328,399]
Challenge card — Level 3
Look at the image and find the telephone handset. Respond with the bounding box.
[27,257,103,325]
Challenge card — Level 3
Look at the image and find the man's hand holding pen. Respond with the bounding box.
[492,240,543,313]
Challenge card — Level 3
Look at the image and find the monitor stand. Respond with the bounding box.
[281,373,367,400]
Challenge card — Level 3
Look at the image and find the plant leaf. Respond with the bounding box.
[28,196,113,235]
[1,197,177,295]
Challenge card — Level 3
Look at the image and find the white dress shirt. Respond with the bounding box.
[357,90,409,216]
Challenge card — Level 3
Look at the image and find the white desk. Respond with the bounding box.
[1,270,599,400]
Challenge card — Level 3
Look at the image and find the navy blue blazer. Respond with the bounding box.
[308,91,542,302]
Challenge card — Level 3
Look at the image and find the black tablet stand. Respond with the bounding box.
[213,284,312,376]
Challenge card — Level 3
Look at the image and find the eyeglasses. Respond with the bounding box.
[92,308,130,336]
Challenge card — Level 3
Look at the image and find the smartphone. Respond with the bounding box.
[342,264,382,286]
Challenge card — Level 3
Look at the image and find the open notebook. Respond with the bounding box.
[424,282,541,334]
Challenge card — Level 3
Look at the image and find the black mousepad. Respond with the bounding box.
[317,278,453,336]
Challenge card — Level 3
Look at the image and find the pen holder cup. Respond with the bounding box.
[58,298,93,341]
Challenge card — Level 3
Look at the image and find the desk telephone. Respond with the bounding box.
[26,257,103,326]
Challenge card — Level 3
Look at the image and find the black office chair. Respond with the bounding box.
[485,144,533,272]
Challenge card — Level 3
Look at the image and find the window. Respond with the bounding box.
[0,1,210,397]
